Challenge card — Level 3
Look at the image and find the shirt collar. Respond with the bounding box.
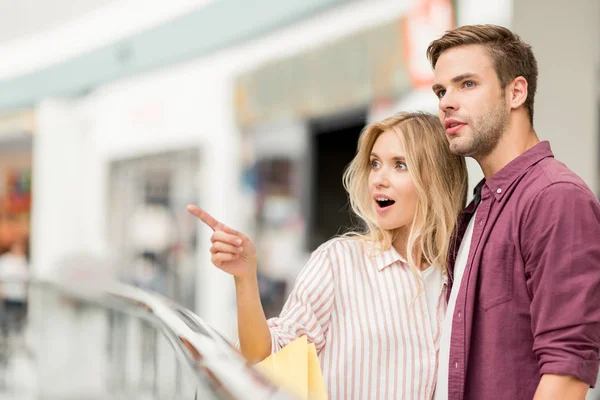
[367,242,449,284]
[484,141,554,202]
[368,243,406,271]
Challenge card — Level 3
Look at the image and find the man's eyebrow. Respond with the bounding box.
[451,73,479,83]
[432,73,480,92]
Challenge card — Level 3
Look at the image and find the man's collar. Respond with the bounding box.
[464,180,485,214]
[485,141,554,201]
[465,141,554,210]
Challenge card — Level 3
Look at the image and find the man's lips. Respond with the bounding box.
[445,119,466,135]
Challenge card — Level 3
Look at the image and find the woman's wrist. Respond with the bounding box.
[234,273,259,289]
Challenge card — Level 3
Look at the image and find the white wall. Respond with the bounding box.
[33,0,419,340]
[33,100,96,276]
[512,0,599,194]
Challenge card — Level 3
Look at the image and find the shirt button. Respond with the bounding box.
[455,362,459,369]
[479,221,483,226]
[497,188,502,194]
[457,312,461,319]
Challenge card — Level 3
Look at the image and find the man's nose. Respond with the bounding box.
[439,90,458,113]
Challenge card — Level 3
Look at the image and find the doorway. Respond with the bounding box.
[307,109,367,251]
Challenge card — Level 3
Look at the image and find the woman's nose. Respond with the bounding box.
[373,170,390,188]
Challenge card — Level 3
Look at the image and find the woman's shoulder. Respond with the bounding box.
[311,235,366,257]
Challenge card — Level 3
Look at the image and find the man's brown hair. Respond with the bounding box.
[427,24,538,125]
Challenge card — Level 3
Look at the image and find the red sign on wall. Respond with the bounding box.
[402,0,455,89]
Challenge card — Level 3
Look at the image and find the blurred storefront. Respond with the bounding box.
[108,149,199,309]
[0,110,33,255]
[0,110,33,310]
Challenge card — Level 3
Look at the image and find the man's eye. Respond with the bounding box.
[464,81,475,88]
[437,90,446,98]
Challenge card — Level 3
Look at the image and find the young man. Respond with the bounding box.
[428,25,600,400]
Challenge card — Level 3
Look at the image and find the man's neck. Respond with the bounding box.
[477,124,539,179]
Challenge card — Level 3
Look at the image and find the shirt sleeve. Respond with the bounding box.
[267,241,335,355]
[523,182,600,387]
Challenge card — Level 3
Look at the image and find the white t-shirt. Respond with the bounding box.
[421,264,444,331]
[435,211,477,400]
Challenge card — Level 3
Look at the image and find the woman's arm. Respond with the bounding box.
[234,274,273,363]
[188,205,335,363]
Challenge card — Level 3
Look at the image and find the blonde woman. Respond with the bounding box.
[188,112,468,399]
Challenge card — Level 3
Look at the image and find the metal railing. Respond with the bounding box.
[0,277,292,400]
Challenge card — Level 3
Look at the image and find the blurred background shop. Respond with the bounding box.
[0,0,597,398]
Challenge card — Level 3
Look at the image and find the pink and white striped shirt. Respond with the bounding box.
[267,237,447,400]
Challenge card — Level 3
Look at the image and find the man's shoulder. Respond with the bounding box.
[515,158,600,226]
[501,157,599,230]
[536,157,590,187]
[522,157,595,198]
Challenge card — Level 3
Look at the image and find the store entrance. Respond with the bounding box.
[307,109,366,251]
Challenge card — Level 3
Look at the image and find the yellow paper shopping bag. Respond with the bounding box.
[256,335,328,400]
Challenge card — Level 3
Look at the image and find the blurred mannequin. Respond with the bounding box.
[0,237,29,336]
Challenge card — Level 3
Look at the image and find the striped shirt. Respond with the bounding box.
[267,237,448,400]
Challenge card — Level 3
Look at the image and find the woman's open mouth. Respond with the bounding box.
[376,197,396,208]
[374,196,396,214]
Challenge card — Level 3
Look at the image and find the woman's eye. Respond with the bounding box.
[396,162,407,170]
[370,159,379,168]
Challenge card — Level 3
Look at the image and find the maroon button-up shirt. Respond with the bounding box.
[447,141,600,400]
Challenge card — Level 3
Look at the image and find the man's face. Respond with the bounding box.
[432,44,510,158]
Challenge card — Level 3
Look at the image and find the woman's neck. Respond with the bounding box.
[392,230,429,270]
[392,229,409,262]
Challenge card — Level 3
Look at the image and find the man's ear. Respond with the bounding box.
[508,76,528,110]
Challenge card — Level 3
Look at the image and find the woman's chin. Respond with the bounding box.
[376,219,396,231]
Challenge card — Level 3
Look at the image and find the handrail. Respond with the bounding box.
[3,277,293,400]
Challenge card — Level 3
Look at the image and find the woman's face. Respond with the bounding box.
[367,129,418,233]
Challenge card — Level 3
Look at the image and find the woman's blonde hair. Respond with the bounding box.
[343,111,467,276]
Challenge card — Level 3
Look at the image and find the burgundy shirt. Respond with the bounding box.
[447,141,600,400]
